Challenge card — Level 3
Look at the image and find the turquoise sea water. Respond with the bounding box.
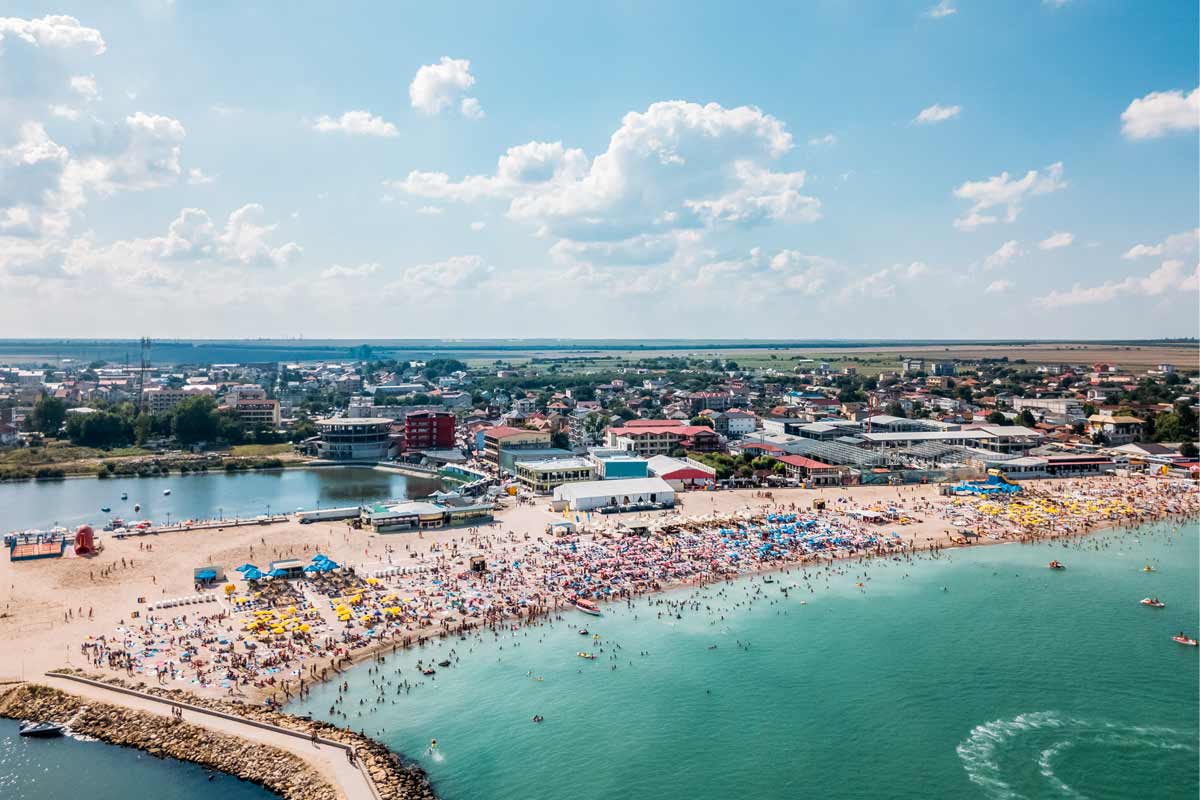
[0,466,441,531]
[0,718,275,799]
[295,521,1199,800]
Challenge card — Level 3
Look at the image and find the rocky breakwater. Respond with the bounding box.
[0,682,337,799]
[57,670,438,800]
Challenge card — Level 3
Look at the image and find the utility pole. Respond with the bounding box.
[136,337,152,412]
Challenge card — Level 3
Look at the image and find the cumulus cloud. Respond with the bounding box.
[409,57,482,118]
[68,73,99,101]
[1120,88,1199,140]
[1035,259,1197,308]
[840,261,929,299]
[321,262,379,279]
[416,205,444,215]
[986,279,1013,293]
[1038,231,1073,250]
[385,255,492,298]
[983,240,1022,271]
[0,15,105,53]
[914,103,960,124]
[312,110,398,137]
[392,101,816,267]
[1122,228,1199,260]
[927,0,957,18]
[952,162,1066,231]
[808,133,836,146]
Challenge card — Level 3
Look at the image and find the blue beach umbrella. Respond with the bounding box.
[243,567,264,581]
[236,563,258,573]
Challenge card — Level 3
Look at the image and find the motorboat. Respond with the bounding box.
[163,489,171,496]
[100,506,110,513]
[573,598,601,616]
[576,651,597,660]
[18,721,65,738]
[1171,636,1198,647]
[120,492,128,500]
[1048,561,1065,570]
[1141,598,1166,608]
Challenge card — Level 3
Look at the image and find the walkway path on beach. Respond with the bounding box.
[42,673,379,800]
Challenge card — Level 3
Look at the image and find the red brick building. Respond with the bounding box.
[404,410,455,451]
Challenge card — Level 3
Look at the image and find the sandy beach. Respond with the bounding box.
[1,477,1196,704]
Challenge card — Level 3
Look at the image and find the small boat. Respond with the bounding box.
[1048,561,1065,570]
[421,667,436,675]
[1171,636,1198,647]
[100,506,110,513]
[121,492,128,500]
[437,660,451,668]
[576,651,596,660]
[1141,598,1166,608]
[574,599,601,616]
[577,629,589,635]
[133,504,141,513]
[18,721,65,738]
[163,489,171,496]
[1143,566,1156,573]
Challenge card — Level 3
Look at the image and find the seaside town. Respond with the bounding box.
[2,349,1198,667]
[0,2,1196,797]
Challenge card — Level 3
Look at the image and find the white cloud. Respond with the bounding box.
[68,73,99,101]
[312,110,398,137]
[1123,228,1199,260]
[983,240,1022,271]
[409,56,482,118]
[469,220,486,231]
[1038,231,1074,250]
[187,167,214,185]
[914,103,960,124]
[986,279,1013,293]
[841,261,929,299]
[1120,88,1199,140]
[48,104,80,120]
[927,0,957,18]
[416,205,444,215]
[808,133,836,146]
[1035,259,1196,308]
[385,255,492,299]
[394,101,814,268]
[952,162,1066,231]
[460,97,484,120]
[321,262,378,279]
[0,15,105,53]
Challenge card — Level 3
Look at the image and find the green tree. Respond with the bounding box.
[1180,441,1198,459]
[1018,409,1037,427]
[172,395,220,445]
[689,416,714,428]
[28,395,67,436]
[986,411,1010,425]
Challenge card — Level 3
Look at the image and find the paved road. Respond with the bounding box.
[43,674,376,800]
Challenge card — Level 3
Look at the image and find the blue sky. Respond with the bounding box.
[1,1,1197,339]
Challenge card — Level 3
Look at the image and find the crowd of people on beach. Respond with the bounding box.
[72,475,1199,704]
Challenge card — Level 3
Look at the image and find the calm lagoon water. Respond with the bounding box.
[0,466,442,531]
[0,718,275,800]
[295,521,1199,800]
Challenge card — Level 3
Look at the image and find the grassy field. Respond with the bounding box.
[0,441,152,467]
[227,443,300,458]
[515,343,1197,375]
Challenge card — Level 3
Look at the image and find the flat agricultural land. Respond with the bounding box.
[526,342,1198,375]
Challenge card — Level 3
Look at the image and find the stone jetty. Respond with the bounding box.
[0,675,438,800]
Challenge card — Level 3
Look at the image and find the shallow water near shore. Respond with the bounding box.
[295,520,1199,800]
[0,718,275,799]
[1,465,441,531]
